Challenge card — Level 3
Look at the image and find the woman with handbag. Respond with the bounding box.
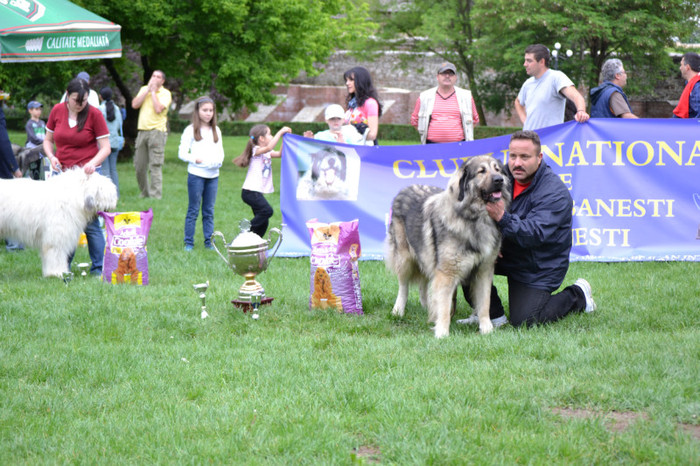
[99,87,123,195]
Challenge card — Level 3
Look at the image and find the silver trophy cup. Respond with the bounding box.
[211,220,282,302]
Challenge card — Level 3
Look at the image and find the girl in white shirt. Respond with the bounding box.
[233,124,291,237]
[178,96,224,251]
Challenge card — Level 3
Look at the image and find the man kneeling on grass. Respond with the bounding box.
[460,130,596,328]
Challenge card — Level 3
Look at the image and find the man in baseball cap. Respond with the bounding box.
[411,61,480,144]
[59,71,99,107]
[25,101,46,150]
[437,62,457,74]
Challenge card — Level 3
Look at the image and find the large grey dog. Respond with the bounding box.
[385,155,512,338]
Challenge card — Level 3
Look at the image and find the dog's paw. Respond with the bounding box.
[433,325,449,339]
[479,321,494,334]
[391,306,405,317]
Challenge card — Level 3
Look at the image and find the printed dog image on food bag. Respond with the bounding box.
[100,209,153,285]
[306,219,363,314]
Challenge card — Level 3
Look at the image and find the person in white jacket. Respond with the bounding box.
[178,96,224,251]
[303,104,365,145]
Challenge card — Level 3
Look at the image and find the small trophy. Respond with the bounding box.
[193,281,209,319]
[62,271,74,286]
[250,292,262,320]
[77,263,90,277]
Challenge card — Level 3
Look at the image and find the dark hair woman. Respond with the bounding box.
[343,66,383,145]
[43,77,111,275]
[99,86,124,195]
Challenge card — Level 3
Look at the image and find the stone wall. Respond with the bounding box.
[235,50,685,125]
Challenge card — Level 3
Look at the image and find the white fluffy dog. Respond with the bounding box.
[0,169,118,277]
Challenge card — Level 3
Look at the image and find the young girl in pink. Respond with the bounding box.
[233,124,291,237]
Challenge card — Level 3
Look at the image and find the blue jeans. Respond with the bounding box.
[66,214,105,274]
[64,167,106,274]
[101,148,120,196]
[5,239,24,251]
[184,173,218,247]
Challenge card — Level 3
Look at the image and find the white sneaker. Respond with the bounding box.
[491,315,508,328]
[574,278,597,312]
[456,313,508,328]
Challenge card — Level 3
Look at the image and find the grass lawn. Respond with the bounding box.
[1,130,699,464]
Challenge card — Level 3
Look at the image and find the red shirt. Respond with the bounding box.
[411,92,479,143]
[46,102,109,168]
[513,180,531,199]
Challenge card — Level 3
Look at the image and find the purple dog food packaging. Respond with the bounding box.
[99,209,153,285]
[306,219,363,314]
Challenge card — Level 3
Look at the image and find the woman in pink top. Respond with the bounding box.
[343,66,383,145]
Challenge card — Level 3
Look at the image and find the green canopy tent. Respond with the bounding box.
[0,0,121,63]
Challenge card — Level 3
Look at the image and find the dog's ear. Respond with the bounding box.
[311,151,322,181]
[84,195,96,212]
[338,153,347,180]
[82,173,98,212]
[457,159,476,202]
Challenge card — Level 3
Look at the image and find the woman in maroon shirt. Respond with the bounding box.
[43,78,111,275]
[44,78,110,173]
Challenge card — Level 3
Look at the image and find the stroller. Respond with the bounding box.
[12,144,49,180]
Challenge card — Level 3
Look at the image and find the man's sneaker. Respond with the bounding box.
[491,315,508,328]
[184,245,193,252]
[574,278,597,312]
[456,313,508,328]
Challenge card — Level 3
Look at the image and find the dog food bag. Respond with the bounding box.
[99,209,153,285]
[307,219,363,314]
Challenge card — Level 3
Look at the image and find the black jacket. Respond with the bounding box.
[495,161,573,291]
[0,107,19,179]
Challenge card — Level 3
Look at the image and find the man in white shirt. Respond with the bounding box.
[514,44,589,130]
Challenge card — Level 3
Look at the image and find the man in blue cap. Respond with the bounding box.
[25,101,46,149]
[60,71,100,107]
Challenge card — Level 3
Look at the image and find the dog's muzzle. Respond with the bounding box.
[483,175,504,202]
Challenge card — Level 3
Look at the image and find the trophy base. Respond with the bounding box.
[231,297,274,313]
[238,276,265,301]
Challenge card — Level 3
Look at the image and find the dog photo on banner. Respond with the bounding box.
[295,143,361,201]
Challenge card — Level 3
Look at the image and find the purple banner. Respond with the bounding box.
[280,119,700,261]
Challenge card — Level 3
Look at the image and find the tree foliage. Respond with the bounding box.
[364,0,488,122]
[476,0,700,98]
[366,0,700,123]
[1,0,371,126]
[84,0,371,108]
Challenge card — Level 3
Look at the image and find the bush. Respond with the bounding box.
[3,107,27,131]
